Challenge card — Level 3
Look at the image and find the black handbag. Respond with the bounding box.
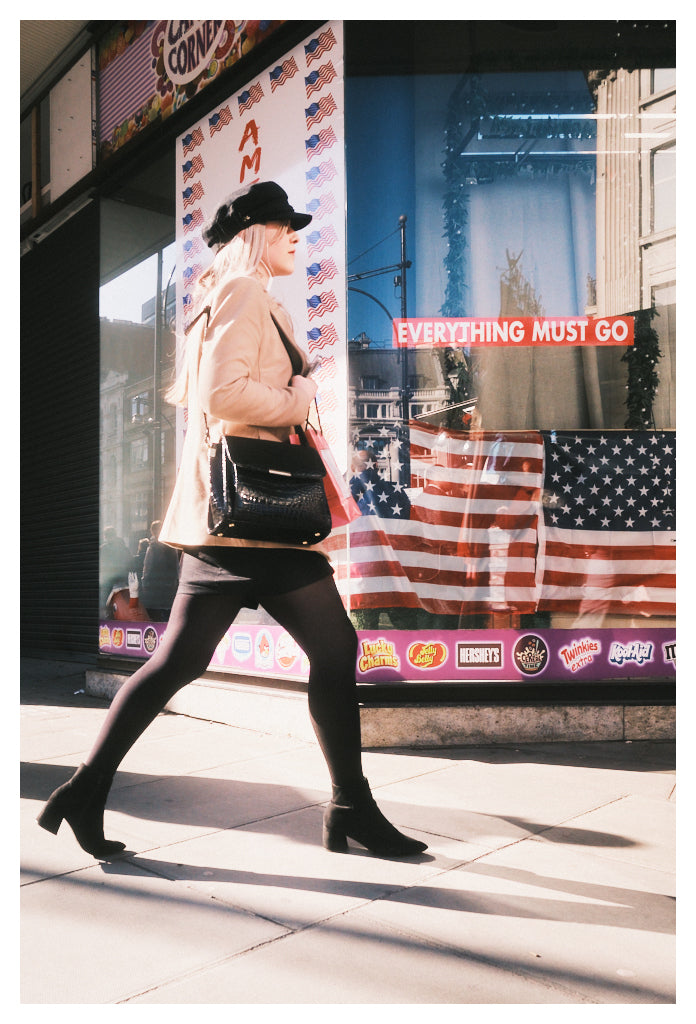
[201,310,331,545]
[207,431,331,544]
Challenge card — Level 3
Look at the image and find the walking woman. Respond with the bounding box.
[38,181,427,860]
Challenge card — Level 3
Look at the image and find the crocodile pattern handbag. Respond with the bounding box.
[208,431,331,544]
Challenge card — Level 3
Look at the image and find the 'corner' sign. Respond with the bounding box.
[165,21,227,85]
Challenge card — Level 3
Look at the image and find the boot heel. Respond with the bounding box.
[322,823,348,852]
[36,804,63,835]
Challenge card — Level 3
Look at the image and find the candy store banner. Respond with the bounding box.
[175,21,347,457]
[99,623,675,684]
[97,20,285,158]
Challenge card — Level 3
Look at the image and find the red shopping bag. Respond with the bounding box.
[291,425,361,528]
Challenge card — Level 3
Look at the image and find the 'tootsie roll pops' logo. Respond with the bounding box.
[513,634,548,676]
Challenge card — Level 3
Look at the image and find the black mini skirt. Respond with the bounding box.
[177,546,334,608]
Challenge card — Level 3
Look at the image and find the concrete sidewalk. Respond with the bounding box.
[20,658,676,1005]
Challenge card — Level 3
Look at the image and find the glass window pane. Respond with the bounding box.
[653,144,676,233]
[99,215,179,621]
[345,58,675,635]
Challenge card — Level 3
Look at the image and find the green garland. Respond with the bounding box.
[621,308,662,429]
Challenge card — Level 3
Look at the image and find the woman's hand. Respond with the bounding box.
[291,374,318,402]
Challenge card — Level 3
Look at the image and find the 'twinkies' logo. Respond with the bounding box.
[513,634,548,676]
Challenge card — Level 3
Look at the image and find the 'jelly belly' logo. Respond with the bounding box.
[558,636,600,673]
[358,638,400,673]
[407,641,448,671]
[513,634,548,676]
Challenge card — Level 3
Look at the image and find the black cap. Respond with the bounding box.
[202,181,312,248]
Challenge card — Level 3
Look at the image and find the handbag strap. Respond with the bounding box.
[270,312,304,376]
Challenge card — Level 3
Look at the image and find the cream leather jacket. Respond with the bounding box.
[159,272,323,552]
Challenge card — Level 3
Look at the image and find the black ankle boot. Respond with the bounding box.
[323,776,428,857]
[37,763,126,858]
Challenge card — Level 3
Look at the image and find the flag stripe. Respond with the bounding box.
[329,423,675,619]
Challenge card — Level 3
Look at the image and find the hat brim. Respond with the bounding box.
[290,211,313,231]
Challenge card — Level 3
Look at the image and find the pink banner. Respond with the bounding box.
[99,622,675,684]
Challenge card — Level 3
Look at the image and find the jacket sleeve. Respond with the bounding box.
[198,278,313,427]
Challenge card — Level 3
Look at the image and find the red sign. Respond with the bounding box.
[392,316,634,348]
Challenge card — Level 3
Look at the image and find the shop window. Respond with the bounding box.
[344,46,675,639]
[99,158,178,618]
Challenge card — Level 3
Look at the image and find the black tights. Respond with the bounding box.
[86,577,362,787]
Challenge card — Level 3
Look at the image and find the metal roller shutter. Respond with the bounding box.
[21,201,100,658]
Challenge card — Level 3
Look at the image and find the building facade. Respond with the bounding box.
[21,20,676,705]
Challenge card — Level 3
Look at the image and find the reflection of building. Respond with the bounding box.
[587,68,676,428]
[348,333,451,480]
[99,317,177,550]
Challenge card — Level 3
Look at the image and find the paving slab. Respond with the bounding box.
[126,903,590,1005]
[20,858,287,1004]
[356,832,676,1004]
[124,803,477,931]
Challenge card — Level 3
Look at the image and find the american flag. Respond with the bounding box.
[182,265,202,289]
[329,423,543,616]
[182,238,203,261]
[182,155,204,182]
[306,193,337,219]
[307,258,338,289]
[182,209,204,233]
[238,83,264,114]
[182,183,204,208]
[209,106,232,135]
[306,160,337,190]
[307,323,339,351]
[182,127,204,155]
[269,56,298,91]
[307,291,338,320]
[306,225,338,257]
[305,95,338,129]
[305,62,337,98]
[306,127,337,159]
[538,431,676,616]
[305,27,337,65]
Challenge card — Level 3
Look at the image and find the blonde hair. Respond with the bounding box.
[166,223,271,406]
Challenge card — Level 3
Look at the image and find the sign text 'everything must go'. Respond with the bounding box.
[392,316,634,348]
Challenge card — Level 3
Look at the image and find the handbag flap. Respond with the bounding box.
[223,436,326,478]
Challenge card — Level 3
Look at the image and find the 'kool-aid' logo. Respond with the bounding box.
[609,640,654,666]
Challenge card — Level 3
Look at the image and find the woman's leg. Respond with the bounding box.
[263,576,427,856]
[85,589,246,777]
[261,576,362,786]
